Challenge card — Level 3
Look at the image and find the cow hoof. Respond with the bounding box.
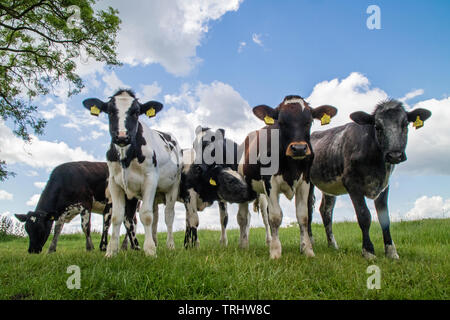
[105,251,117,258]
[144,241,157,257]
[239,239,249,249]
[329,238,339,250]
[166,241,175,250]
[99,246,107,252]
[47,248,56,254]
[269,239,282,259]
[301,243,315,258]
[362,249,376,260]
[385,244,399,260]
[220,237,228,247]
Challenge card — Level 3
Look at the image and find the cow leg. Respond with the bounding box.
[81,209,94,251]
[295,181,315,257]
[184,189,199,249]
[164,187,177,250]
[139,177,158,257]
[99,204,112,251]
[374,186,399,259]
[219,201,228,246]
[237,202,251,249]
[258,194,272,246]
[347,191,376,260]
[152,201,159,247]
[319,194,339,250]
[123,198,140,250]
[267,189,283,259]
[106,181,126,258]
[307,184,315,246]
[48,218,64,253]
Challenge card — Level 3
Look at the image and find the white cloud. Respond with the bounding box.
[252,33,263,46]
[26,194,41,207]
[404,196,450,220]
[156,80,260,148]
[238,41,247,53]
[0,190,13,201]
[33,182,46,190]
[102,71,129,96]
[0,120,99,170]
[138,82,162,102]
[306,72,389,128]
[40,103,67,120]
[399,89,424,103]
[96,0,242,76]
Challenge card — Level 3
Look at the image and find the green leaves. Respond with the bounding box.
[0,0,121,179]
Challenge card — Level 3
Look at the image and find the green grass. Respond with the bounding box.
[0,219,448,300]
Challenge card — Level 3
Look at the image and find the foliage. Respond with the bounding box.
[0,0,121,180]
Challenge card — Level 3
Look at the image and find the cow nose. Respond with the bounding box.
[290,144,308,155]
[114,132,130,146]
[386,151,406,164]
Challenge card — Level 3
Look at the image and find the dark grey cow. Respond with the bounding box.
[308,99,431,259]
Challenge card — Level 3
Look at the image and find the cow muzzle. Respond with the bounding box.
[286,142,311,160]
[113,131,130,146]
[385,151,407,164]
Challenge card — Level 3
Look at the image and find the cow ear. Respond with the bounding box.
[350,111,375,125]
[253,105,278,125]
[140,101,163,118]
[407,108,432,129]
[15,214,28,222]
[83,98,107,116]
[312,105,338,125]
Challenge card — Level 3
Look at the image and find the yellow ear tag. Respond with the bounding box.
[146,107,156,118]
[413,115,423,129]
[209,178,217,186]
[90,105,100,116]
[264,115,275,125]
[321,113,331,126]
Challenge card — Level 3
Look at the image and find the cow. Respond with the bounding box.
[238,95,337,259]
[307,99,431,259]
[82,89,182,257]
[181,127,252,248]
[14,161,138,253]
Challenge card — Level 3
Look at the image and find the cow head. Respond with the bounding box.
[350,99,431,164]
[15,211,53,253]
[253,95,337,160]
[82,89,163,150]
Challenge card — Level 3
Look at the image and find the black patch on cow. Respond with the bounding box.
[152,150,157,167]
[117,123,147,168]
[156,130,177,150]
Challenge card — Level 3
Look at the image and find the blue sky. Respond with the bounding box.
[1,0,449,233]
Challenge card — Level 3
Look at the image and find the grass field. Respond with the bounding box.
[0,219,448,300]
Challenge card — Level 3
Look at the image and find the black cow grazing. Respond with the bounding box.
[181,127,252,248]
[308,99,431,259]
[238,95,337,259]
[15,161,138,253]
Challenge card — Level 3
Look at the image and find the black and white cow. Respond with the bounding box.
[15,161,137,253]
[308,99,431,259]
[181,127,252,247]
[83,89,182,257]
[238,95,337,259]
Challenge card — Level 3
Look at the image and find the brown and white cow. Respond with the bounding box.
[238,95,337,259]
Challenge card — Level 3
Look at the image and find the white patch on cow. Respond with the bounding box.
[91,200,106,214]
[114,91,135,134]
[115,144,130,161]
[60,203,84,223]
[30,216,36,223]
[284,98,303,104]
